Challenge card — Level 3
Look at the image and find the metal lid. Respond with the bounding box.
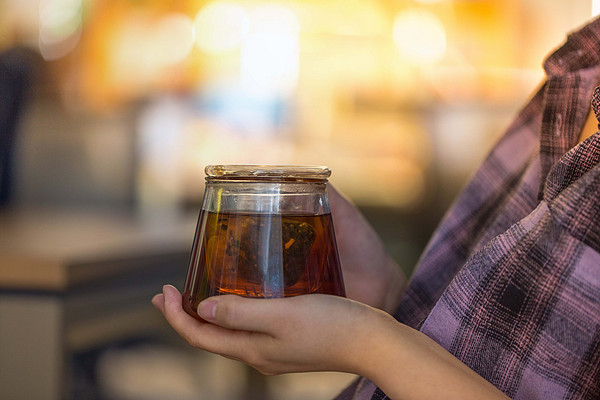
[205,165,331,182]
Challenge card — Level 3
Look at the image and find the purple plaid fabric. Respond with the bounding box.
[336,17,600,400]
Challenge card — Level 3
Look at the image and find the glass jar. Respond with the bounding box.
[182,165,346,319]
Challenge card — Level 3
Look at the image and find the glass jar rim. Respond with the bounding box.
[205,165,331,182]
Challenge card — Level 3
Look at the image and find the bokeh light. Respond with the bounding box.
[38,0,83,60]
[241,4,300,96]
[155,13,195,66]
[194,1,249,54]
[393,8,447,65]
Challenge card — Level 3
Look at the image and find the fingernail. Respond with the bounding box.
[198,299,217,320]
[162,284,176,296]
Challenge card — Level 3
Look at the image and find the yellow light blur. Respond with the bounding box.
[38,0,82,60]
[194,1,248,54]
[414,0,445,4]
[107,12,194,92]
[393,8,447,65]
[241,4,300,96]
[155,13,195,66]
[594,0,600,15]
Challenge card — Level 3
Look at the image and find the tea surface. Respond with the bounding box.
[183,211,345,318]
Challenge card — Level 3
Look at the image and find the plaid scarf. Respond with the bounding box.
[337,17,600,400]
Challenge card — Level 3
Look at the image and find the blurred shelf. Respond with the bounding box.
[0,206,196,400]
[0,207,196,291]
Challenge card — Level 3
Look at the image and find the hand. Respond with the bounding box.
[152,285,510,400]
[151,285,393,376]
[329,185,406,312]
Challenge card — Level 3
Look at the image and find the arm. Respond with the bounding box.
[153,286,509,400]
[364,313,509,400]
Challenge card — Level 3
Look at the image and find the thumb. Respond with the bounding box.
[198,295,288,332]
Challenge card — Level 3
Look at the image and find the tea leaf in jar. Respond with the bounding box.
[204,225,239,282]
[281,219,316,286]
[228,215,316,288]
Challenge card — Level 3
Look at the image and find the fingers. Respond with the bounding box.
[328,185,371,233]
[160,285,204,339]
[327,185,356,217]
[157,286,276,365]
[199,294,288,333]
[327,184,352,204]
[159,285,233,351]
[153,285,287,333]
[151,293,165,313]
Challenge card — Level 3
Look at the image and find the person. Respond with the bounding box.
[152,16,600,400]
[0,46,37,206]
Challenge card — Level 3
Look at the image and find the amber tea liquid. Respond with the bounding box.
[183,211,345,319]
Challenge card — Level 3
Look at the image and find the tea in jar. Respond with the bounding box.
[182,165,346,320]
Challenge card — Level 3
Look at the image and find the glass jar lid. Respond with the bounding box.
[205,165,331,182]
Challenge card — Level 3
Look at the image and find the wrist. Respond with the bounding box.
[342,306,403,377]
[330,302,401,376]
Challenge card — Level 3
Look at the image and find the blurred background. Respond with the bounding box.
[0,0,597,399]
